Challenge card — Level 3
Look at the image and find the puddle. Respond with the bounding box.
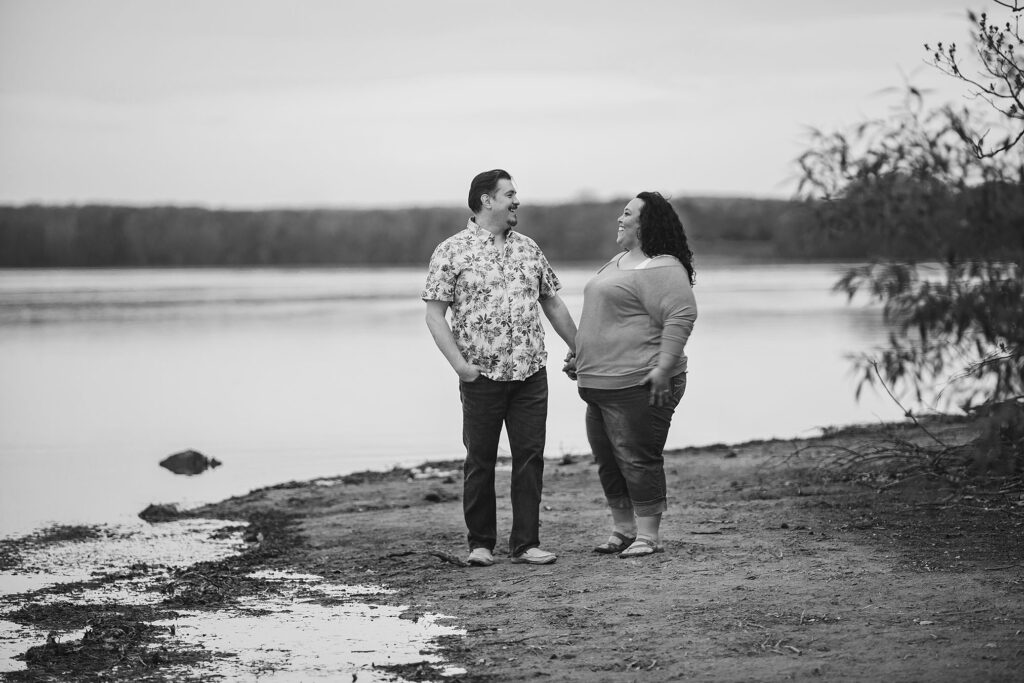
[0,519,247,595]
[0,619,82,674]
[0,519,247,674]
[156,570,466,681]
[0,529,466,680]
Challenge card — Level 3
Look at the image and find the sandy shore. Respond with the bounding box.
[3,415,1024,681]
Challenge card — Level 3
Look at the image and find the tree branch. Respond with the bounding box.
[990,1,1023,13]
[870,361,949,448]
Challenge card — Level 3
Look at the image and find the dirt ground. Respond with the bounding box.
[5,415,1024,681]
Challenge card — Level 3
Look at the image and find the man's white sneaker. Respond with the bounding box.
[467,548,495,566]
[510,547,557,565]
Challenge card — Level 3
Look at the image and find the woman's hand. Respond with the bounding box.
[644,367,671,406]
[562,351,578,381]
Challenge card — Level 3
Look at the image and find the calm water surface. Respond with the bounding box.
[0,263,903,538]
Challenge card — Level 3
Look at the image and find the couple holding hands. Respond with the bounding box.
[423,169,697,566]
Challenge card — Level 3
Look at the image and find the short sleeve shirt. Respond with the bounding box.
[422,219,561,381]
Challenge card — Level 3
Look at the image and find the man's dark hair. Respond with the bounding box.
[468,169,513,213]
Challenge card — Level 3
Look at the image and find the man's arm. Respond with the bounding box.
[540,293,577,354]
[424,300,482,382]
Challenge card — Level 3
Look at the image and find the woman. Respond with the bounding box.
[568,191,697,558]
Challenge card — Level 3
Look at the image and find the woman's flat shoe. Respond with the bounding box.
[593,531,636,554]
[618,537,664,558]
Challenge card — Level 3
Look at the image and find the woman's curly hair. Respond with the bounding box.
[636,191,696,286]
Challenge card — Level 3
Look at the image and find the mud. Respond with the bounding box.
[3,417,1024,681]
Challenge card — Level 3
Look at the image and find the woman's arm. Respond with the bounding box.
[639,267,698,405]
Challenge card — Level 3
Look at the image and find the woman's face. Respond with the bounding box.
[615,197,644,251]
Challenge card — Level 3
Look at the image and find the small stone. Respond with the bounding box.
[138,503,181,523]
[159,449,221,476]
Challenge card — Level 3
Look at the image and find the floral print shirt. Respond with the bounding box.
[422,219,561,381]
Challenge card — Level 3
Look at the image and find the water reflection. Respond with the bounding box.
[0,519,246,595]
[156,571,465,681]
[0,552,464,679]
[0,519,246,673]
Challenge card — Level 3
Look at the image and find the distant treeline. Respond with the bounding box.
[2,192,1015,267]
[0,198,811,267]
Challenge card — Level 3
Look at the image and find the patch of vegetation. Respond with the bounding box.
[797,1,1023,477]
[5,602,179,634]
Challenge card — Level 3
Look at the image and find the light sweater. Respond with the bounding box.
[575,255,698,390]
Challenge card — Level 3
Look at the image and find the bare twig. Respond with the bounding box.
[476,634,545,646]
[427,551,469,567]
[991,0,1023,12]
[870,361,948,448]
[505,571,555,584]
[932,606,996,616]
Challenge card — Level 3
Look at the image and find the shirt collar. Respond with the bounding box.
[468,217,514,241]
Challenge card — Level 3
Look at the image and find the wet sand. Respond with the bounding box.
[3,416,1024,681]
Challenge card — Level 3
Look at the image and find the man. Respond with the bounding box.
[422,169,577,566]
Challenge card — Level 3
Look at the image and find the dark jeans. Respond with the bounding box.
[459,368,547,556]
[578,373,686,516]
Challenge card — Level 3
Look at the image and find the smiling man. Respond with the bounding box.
[422,169,577,567]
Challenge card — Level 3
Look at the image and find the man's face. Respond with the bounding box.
[487,178,520,228]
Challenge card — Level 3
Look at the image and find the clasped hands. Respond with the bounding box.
[561,351,578,381]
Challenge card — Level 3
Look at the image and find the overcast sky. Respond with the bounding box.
[0,0,983,208]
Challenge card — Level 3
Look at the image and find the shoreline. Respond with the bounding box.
[3,415,1024,681]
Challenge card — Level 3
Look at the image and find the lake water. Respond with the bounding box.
[0,263,904,538]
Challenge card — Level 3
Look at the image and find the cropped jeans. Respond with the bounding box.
[578,372,686,517]
[459,367,547,557]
